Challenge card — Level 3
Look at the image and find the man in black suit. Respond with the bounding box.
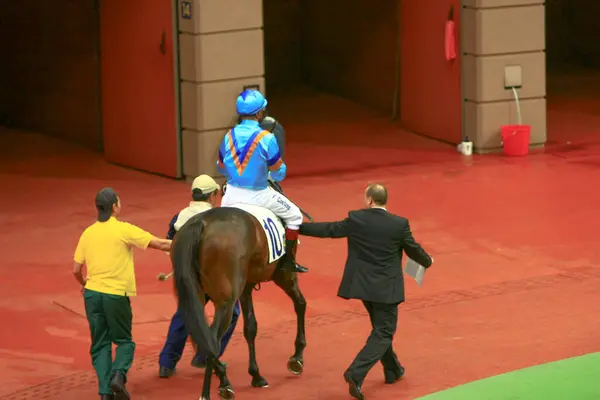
[299,184,433,399]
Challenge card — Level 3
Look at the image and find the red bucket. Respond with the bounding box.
[501,125,531,156]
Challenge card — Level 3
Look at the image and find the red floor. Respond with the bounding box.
[1,89,600,399]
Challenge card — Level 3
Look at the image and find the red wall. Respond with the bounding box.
[0,1,100,149]
[400,0,462,143]
[99,0,179,177]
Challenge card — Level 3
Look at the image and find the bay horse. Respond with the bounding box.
[171,204,307,400]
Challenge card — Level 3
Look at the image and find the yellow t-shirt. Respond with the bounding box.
[74,217,154,296]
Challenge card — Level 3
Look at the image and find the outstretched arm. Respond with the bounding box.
[148,238,172,252]
[123,223,172,252]
[299,218,350,238]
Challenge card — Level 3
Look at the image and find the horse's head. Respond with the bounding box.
[261,117,286,160]
[260,116,277,132]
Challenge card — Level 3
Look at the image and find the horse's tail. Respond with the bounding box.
[171,219,219,358]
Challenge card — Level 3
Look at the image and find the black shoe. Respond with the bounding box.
[284,239,309,273]
[110,371,130,400]
[100,395,115,400]
[159,366,175,378]
[384,366,405,384]
[343,372,365,400]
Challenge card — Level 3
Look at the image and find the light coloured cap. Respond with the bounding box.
[191,174,220,194]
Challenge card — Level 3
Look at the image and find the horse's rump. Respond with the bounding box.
[175,207,278,299]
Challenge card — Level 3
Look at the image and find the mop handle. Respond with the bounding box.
[512,87,522,126]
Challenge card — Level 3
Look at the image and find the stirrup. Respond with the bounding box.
[289,263,308,273]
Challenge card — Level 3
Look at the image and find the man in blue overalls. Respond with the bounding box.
[218,89,308,273]
[158,175,241,378]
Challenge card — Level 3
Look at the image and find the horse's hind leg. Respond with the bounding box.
[199,302,235,400]
[200,338,215,400]
[273,270,307,375]
[212,302,236,400]
[239,284,269,388]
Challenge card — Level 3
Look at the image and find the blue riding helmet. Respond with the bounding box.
[236,89,268,116]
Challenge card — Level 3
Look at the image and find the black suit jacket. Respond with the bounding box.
[299,208,432,304]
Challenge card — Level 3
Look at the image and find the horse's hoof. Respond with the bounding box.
[251,376,269,388]
[287,357,304,375]
[218,385,235,400]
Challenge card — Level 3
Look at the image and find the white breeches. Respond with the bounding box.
[221,185,303,229]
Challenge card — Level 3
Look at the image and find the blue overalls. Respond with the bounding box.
[158,213,241,369]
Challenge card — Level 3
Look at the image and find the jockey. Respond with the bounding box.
[217,89,308,273]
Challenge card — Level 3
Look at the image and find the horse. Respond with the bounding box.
[171,203,307,400]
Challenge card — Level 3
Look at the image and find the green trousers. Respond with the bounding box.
[83,289,136,395]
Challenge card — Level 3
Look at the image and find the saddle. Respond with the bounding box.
[222,180,290,265]
[221,179,287,222]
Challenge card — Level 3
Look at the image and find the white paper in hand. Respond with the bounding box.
[404,257,426,286]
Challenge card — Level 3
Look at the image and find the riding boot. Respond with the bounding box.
[284,239,308,273]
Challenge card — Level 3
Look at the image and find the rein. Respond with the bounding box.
[268,180,315,222]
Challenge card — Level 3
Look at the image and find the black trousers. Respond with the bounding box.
[346,301,403,384]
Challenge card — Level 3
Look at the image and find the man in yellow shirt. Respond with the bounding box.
[73,187,171,400]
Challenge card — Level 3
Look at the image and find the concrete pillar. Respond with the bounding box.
[178,0,265,178]
[462,0,546,152]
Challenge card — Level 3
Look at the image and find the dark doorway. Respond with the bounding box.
[0,0,102,151]
[263,0,401,119]
[261,0,457,176]
[546,0,600,144]
[0,0,181,178]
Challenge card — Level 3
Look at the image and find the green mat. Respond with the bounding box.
[417,353,600,400]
